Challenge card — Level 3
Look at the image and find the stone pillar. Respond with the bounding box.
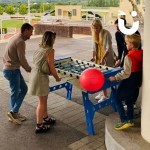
[141,0,150,143]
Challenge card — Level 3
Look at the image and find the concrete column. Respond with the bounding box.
[141,0,150,143]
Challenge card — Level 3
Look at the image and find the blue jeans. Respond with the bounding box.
[115,96,133,122]
[3,69,28,113]
[115,86,136,122]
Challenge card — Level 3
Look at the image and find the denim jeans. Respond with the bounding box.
[115,87,137,122]
[115,96,133,122]
[3,69,28,113]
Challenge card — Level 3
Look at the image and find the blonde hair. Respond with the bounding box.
[91,20,103,30]
[125,34,141,49]
[40,31,56,48]
[91,20,103,44]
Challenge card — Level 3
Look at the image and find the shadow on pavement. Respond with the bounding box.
[0,90,86,150]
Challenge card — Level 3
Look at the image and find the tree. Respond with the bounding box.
[19,4,27,15]
[0,5,4,15]
[87,0,119,7]
[30,3,40,13]
[128,0,144,25]
[5,5,16,15]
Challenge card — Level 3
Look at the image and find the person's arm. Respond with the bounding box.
[114,32,126,67]
[46,49,61,82]
[17,41,31,72]
[109,56,132,82]
[91,42,97,62]
[101,31,111,64]
[115,32,124,60]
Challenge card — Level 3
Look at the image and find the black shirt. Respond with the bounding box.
[115,30,141,67]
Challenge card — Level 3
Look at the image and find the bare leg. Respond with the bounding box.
[95,89,108,100]
[99,89,108,97]
[97,89,108,103]
[43,98,48,118]
[103,89,108,97]
[36,95,48,124]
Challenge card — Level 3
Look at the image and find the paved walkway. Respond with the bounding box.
[0,32,111,149]
[0,72,106,150]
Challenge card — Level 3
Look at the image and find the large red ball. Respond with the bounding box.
[79,68,104,92]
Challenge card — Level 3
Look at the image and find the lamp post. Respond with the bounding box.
[43,2,44,13]
[28,0,30,24]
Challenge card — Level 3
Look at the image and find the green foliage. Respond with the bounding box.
[0,0,120,14]
[43,3,51,12]
[2,20,28,29]
[50,4,55,10]
[19,4,27,15]
[87,0,119,7]
[30,3,40,13]
[32,18,40,21]
[5,5,16,15]
[0,5,4,15]
[3,20,24,28]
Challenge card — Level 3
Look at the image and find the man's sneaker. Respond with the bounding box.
[115,120,134,130]
[7,112,21,125]
[95,94,102,100]
[8,113,27,122]
[98,96,108,103]
[16,113,27,122]
[115,122,126,130]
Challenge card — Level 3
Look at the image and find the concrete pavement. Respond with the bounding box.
[0,31,110,150]
[0,72,106,150]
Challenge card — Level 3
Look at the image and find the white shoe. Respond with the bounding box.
[98,96,108,103]
[95,94,102,100]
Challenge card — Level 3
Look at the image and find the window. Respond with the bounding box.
[58,9,62,15]
[72,9,77,16]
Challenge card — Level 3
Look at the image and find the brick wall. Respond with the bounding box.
[34,24,73,38]
[72,26,91,35]
[34,23,92,38]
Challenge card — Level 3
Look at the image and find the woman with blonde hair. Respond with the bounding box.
[91,20,115,102]
[28,31,61,133]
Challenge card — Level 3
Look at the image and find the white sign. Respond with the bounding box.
[118,11,139,35]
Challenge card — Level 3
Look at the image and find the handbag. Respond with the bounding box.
[41,59,50,75]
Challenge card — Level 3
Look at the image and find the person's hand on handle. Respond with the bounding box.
[26,66,32,73]
[114,59,121,67]
[100,58,105,65]
[90,58,95,62]
[56,77,61,82]
[109,76,116,82]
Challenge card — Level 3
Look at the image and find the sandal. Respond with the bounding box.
[35,123,50,134]
[43,117,56,126]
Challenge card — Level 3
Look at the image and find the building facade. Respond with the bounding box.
[55,5,82,21]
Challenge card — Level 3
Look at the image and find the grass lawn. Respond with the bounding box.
[2,19,28,29]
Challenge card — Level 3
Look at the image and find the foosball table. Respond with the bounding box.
[49,57,122,135]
